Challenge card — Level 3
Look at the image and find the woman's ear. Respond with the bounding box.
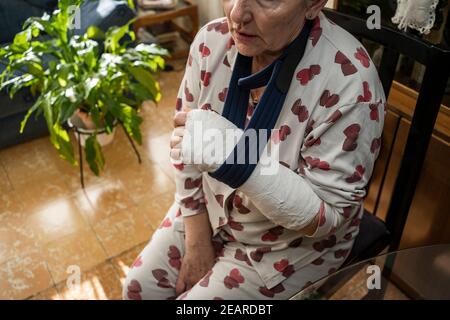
[305,0,328,20]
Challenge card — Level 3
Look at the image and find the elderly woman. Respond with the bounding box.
[123,0,385,300]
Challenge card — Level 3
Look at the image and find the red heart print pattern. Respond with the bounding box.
[371,137,381,153]
[289,237,303,248]
[168,245,182,270]
[228,216,244,231]
[291,99,309,122]
[127,279,142,300]
[310,18,322,46]
[350,216,361,227]
[273,259,289,272]
[233,194,251,214]
[218,88,228,102]
[184,83,194,102]
[296,65,321,86]
[175,98,182,111]
[320,90,340,108]
[201,103,212,110]
[342,206,353,219]
[343,123,361,151]
[227,37,235,49]
[261,226,284,242]
[344,232,353,241]
[206,21,229,34]
[199,43,210,57]
[152,269,172,288]
[250,247,271,262]
[354,47,370,68]
[159,217,172,229]
[184,177,202,189]
[335,51,357,76]
[334,249,350,259]
[369,103,379,122]
[223,55,230,67]
[131,256,143,268]
[304,135,321,148]
[304,156,330,171]
[224,268,245,289]
[175,208,181,217]
[312,257,324,265]
[271,125,291,144]
[345,165,365,183]
[313,235,337,252]
[357,81,372,102]
[200,70,212,87]
[173,163,184,171]
[234,249,252,266]
[326,109,342,124]
[199,270,213,287]
[215,194,224,207]
[181,197,201,210]
[318,201,326,227]
[259,283,285,298]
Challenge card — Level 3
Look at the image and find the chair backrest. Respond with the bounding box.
[322,8,450,252]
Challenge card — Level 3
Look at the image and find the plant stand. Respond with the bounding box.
[72,122,142,189]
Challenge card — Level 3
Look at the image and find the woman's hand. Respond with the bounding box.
[170,107,191,161]
[175,241,216,296]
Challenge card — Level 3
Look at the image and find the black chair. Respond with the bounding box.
[310,8,450,299]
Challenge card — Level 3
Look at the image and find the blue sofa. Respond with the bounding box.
[0,0,135,149]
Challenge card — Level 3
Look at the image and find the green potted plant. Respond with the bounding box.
[0,0,168,175]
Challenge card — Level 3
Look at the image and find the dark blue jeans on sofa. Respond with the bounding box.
[0,0,135,149]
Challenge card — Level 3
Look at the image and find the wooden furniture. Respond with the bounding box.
[133,0,199,59]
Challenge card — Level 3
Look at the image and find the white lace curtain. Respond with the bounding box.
[392,0,440,34]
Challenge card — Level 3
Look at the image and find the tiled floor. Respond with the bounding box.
[0,59,409,300]
[0,61,185,300]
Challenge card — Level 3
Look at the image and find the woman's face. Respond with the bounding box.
[223,0,308,58]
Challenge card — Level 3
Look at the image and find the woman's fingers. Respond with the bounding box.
[175,276,186,296]
[170,135,183,149]
[173,107,193,128]
[170,148,181,160]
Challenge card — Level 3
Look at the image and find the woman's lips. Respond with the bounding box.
[235,31,257,43]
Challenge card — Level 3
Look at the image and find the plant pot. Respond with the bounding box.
[68,110,117,147]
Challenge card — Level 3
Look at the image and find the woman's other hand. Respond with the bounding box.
[175,240,216,296]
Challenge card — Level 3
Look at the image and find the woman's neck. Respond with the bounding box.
[251,19,307,74]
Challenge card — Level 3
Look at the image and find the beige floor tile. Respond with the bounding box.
[26,197,91,246]
[110,243,148,283]
[29,286,61,300]
[0,210,40,265]
[55,262,123,300]
[0,138,62,187]
[15,173,75,214]
[42,228,108,284]
[114,161,175,203]
[137,191,175,230]
[143,132,175,180]
[92,206,154,258]
[0,251,54,300]
[0,161,13,194]
[72,180,136,224]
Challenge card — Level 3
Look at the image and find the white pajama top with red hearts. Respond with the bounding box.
[173,12,386,290]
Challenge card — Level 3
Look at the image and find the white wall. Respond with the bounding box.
[191,0,224,25]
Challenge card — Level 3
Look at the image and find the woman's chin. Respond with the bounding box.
[235,43,260,57]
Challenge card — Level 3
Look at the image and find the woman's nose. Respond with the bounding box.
[229,0,252,26]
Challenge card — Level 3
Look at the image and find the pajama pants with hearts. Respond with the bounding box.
[122,202,345,300]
